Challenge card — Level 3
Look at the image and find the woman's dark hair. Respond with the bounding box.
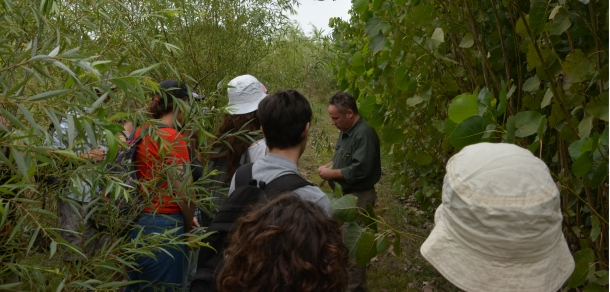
[329,91,359,115]
[257,90,312,150]
[217,193,349,292]
[207,111,261,182]
[147,80,190,119]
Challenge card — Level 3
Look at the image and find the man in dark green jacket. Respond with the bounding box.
[317,91,381,292]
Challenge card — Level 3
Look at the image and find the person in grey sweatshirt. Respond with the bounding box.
[228,89,332,216]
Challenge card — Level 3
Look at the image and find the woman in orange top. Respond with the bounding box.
[126,80,195,292]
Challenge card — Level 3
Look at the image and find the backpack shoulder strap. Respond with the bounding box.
[263,173,313,197]
[234,163,254,188]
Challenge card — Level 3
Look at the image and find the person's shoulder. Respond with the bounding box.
[293,185,328,200]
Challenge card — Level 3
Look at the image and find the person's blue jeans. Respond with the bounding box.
[126,213,185,292]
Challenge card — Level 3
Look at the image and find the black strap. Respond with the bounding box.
[234,163,254,188]
[263,174,312,197]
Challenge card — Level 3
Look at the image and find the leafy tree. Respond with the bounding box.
[330,0,608,289]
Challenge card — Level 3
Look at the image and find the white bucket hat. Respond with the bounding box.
[227,74,267,115]
[421,142,574,292]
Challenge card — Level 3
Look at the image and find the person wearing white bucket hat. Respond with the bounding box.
[421,142,575,292]
[197,75,268,225]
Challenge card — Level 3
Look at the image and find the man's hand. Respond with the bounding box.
[318,161,345,181]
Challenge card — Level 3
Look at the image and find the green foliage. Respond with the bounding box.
[330,0,608,290]
[0,0,304,290]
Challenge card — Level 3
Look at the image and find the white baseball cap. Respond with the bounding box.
[227,75,267,115]
[421,142,574,292]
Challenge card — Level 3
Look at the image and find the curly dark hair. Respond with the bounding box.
[207,111,261,182]
[216,193,349,292]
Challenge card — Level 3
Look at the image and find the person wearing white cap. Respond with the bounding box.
[197,74,268,224]
[421,142,575,292]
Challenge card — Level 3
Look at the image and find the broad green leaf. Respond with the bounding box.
[541,88,553,108]
[369,33,385,55]
[332,195,358,222]
[572,151,593,177]
[515,16,529,37]
[365,17,389,36]
[548,5,561,19]
[563,50,593,83]
[376,235,391,253]
[514,111,544,137]
[363,203,377,232]
[590,162,608,189]
[358,95,378,117]
[529,0,550,35]
[382,125,402,144]
[448,93,478,123]
[406,96,423,107]
[569,259,591,288]
[590,215,600,242]
[353,0,369,14]
[449,115,486,150]
[585,93,609,121]
[578,115,593,139]
[569,138,592,159]
[392,234,401,257]
[414,153,433,165]
[356,231,376,266]
[343,222,364,260]
[549,7,572,35]
[584,283,605,292]
[428,28,444,49]
[522,76,540,92]
[602,128,608,146]
[459,33,474,48]
[352,52,363,67]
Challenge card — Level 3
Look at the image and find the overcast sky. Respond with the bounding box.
[289,0,352,36]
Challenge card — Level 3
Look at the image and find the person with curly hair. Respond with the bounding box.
[216,193,349,292]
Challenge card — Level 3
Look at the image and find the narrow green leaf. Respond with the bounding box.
[10,148,29,179]
[67,114,75,149]
[50,241,57,259]
[0,108,28,131]
[16,104,45,132]
[27,227,41,254]
[27,89,70,101]
[129,63,160,76]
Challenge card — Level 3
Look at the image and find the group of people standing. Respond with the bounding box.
[50,73,577,292]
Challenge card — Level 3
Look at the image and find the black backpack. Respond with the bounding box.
[90,127,150,234]
[190,162,312,292]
